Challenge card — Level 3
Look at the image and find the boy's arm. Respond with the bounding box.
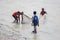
[19,17,20,22]
[18,16,20,22]
[45,11,47,14]
[31,17,34,26]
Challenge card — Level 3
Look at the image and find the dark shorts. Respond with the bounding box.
[34,24,38,26]
[12,15,17,20]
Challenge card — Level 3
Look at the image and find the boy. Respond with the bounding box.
[12,11,18,23]
[12,11,22,23]
[17,11,23,23]
[32,11,39,33]
[40,8,47,16]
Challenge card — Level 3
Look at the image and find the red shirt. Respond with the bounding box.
[12,12,17,16]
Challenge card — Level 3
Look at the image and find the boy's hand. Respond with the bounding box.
[38,24,39,27]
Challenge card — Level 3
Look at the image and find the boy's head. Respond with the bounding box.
[33,11,36,15]
[42,8,44,11]
[17,11,20,15]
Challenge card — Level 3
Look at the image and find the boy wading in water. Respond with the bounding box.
[32,11,39,33]
[12,11,23,23]
[40,8,47,16]
[40,8,47,19]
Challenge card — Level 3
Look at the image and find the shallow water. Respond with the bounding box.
[0,0,60,40]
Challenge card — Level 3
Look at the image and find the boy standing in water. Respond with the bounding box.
[40,8,47,19]
[32,11,39,33]
[40,8,47,16]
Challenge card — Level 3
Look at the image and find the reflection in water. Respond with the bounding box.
[13,24,20,28]
[33,34,39,40]
[9,24,21,33]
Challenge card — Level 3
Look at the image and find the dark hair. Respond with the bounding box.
[17,11,20,13]
[17,11,20,15]
[33,11,36,14]
[42,8,44,10]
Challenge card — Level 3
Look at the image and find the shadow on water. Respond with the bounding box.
[33,34,38,40]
